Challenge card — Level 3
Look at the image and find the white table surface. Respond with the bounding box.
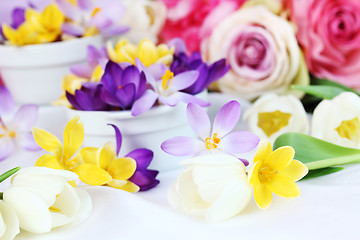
[1,93,360,240]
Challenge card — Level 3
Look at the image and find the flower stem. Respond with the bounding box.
[0,192,2,200]
[306,154,360,170]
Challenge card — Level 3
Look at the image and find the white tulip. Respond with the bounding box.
[168,154,252,222]
[312,92,360,148]
[3,167,92,234]
[244,93,309,142]
[0,200,19,240]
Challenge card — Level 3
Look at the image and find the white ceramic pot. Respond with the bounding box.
[66,103,196,172]
[0,36,104,105]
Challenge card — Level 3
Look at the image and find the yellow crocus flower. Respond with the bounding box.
[2,22,38,46]
[107,38,174,66]
[33,116,84,170]
[248,141,308,209]
[73,142,139,193]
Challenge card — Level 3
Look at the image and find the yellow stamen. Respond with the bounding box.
[161,70,174,91]
[49,206,61,212]
[205,133,220,150]
[258,166,278,183]
[91,7,101,17]
[258,110,292,137]
[8,130,16,138]
[335,117,360,143]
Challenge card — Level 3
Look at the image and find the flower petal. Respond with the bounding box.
[107,179,139,193]
[158,95,179,107]
[99,142,116,170]
[115,83,136,109]
[265,146,295,172]
[177,92,210,107]
[253,141,272,164]
[220,131,260,154]
[125,148,153,169]
[77,147,99,165]
[0,137,15,161]
[0,200,20,240]
[171,70,199,90]
[128,170,159,191]
[186,103,210,139]
[32,127,62,159]
[206,178,252,222]
[63,116,84,159]
[12,104,38,131]
[108,157,136,180]
[131,89,158,116]
[0,86,15,122]
[35,154,63,170]
[212,100,241,138]
[74,164,112,186]
[254,184,272,209]
[248,161,262,186]
[161,136,203,156]
[62,23,84,37]
[281,160,308,182]
[267,174,300,198]
[108,124,122,156]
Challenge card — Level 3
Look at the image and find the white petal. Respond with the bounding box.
[14,167,78,181]
[0,201,19,240]
[3,186,52,233]
[206,178,252,222]
[181,154,243,167]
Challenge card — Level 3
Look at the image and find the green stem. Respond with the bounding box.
[0,192,3,200]
[306,154,360,170]
[0,167,21,183]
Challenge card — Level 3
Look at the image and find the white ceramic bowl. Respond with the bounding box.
[66,103,196,172]
[0,35,104,105]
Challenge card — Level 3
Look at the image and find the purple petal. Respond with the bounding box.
[129,170,159,191]
[62,23,84,37]
[108,124,122,155]
[238,158,249,166]
[168,38,187,55]
[158,95,179,107]
[148,63,167,80]
[115,83,136,109]
[0,86,15,121]
[161,136,203,156]
[171,70,199,90]
[100,88,121,107]
[78,0,93,10]
[91,15,112,29]
[131,90,158,116]
[104,61,123,88]
[70,65,92,78]
[0,137,15,161]
[66,91,82,110]
[213,101,241,138]
[121,66,140,87]
[208,59,230,83]
[182,64,208,94]
[186,103,210,140]
[87,45,102,68]
[125,148,153,169]
[176,92,210,107]
[12,104,38,131]
[137,72,147,98]
[56,0,80,21]
[135,58,156,87]
[11,8,25,29]
[99,25,129,37]
[220,131,260,154]
[17,132,41,151]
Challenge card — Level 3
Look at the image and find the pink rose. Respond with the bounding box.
[291,0,360,88]
[203,5,309,100]
[159,0,245,53]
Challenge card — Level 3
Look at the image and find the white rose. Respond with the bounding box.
[202,5,309,100]
[120,0,167,43]
[311,92,360,148]
[0,200,19,240]
[3,167,92,234]
[244,93,309,142]
[168,154,252,222]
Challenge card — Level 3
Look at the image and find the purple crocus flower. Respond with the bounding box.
[56,0,129,37]
[66,81,110,111]
[0,87,40,160]
[100,61,147,111]
[169,38,230,95]
[161,101,260,166]
[70,45,108,79]
[110,124,159,191]
[131,58,210,116]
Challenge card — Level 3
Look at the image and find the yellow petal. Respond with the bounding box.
[108,157,136,180]
[99,142,116,170]
[281,160,308,182]
[265,146,295,171]
[267,174,300,198]
[32,127,63,159]
[73,164,112,186]
[77,147,100,165]
[35,154,64,170]
[137,39,157,66]
[2,24,18,45]
[254,184,272,209]
[248,161,262,186]
[253,141,272,164]
[107,180,139,193]
[41,4,64,30]
[63,116,84,159]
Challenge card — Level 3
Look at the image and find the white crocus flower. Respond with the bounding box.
[0,200,19,240]
[3,167,92,234]
[244,93,309,143]
[312,92,360,148]
[168,154,252,222]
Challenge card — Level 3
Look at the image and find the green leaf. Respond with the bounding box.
[0,192,2,200]
[292,85,346,99]
[301,167,344,180]
[311,78,358,94]
[0,167,21,183]
[273,133,360,170]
